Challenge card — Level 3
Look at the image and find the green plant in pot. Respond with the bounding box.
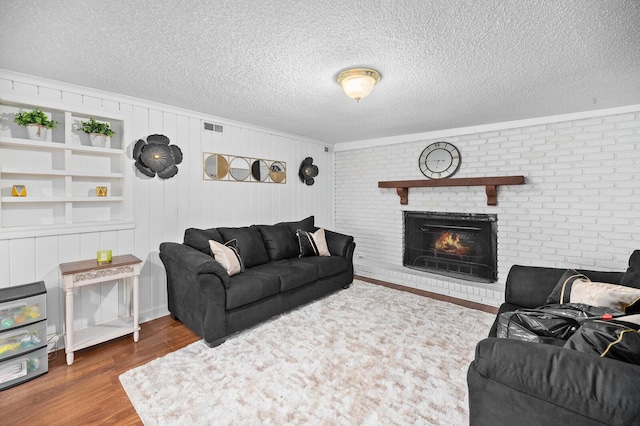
[79,118,115,147]
[14,108,59,141]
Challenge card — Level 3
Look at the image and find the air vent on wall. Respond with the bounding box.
[203,122,224,133]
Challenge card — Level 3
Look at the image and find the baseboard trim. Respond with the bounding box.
[355,274,499,314]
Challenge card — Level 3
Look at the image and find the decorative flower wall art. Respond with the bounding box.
[133,134,183,179]
[298,157,318,185]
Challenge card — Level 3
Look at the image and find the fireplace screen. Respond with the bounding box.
[403,211,497,282]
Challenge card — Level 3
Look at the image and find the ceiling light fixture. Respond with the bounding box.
[337,68,381,102]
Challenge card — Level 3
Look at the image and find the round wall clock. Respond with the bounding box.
[418,142,461,179]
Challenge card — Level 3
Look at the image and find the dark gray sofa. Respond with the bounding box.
[159,216,355,347]
[467,251,640,426]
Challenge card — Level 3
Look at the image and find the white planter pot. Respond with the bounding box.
[26,124,48,141]
[89,133,110,148]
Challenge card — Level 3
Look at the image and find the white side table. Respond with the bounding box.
[60,254,142,365]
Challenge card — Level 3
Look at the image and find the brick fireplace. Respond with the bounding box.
[335,109,640,307]
[404,212,497,282]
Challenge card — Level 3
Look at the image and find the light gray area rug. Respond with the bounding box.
[120,280,495,425]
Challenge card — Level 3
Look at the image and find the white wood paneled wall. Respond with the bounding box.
[0,71,335,341]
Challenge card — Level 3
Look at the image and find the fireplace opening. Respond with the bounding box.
[403,211,497,282]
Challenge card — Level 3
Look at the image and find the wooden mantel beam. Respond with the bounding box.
[378,175,525,206]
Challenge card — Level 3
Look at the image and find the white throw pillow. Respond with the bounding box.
[209,239,244,276]
[571,279,640,313]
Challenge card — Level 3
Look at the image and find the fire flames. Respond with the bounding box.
[434,232,470,255]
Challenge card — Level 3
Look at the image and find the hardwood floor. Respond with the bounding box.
[1,315,200,425]
[0,277,497,425]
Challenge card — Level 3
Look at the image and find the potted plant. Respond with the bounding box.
[79,117,115,147]
[14,108,58,141]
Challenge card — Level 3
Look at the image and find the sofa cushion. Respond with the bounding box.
[295,255,349,278]
[225,269,280,310]
[621,250,640,289]
[184,227,224,254]
[256,223,300,261]
[296,228,331,257]
[252,259,319,292]
[209,239,244,276]
[278,215,315,237]
[218,226,269,268]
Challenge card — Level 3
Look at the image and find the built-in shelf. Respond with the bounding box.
[1,196,124,203]
[1,169,124,178]
[0,96,133,232]
[378,175,526,206]
[0,136,123,155]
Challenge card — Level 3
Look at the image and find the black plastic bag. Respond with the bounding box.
[497,303,623,346]
[564,315,640,364]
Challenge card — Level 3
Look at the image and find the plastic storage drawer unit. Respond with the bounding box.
[0,319,47,361]
[0,281,47,390]
[0,347,48,390]
[0,292,46,330]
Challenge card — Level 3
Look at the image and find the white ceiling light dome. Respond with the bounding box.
[337,68,382,102]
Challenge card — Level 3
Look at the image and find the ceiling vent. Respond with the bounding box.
[203,122,223,133]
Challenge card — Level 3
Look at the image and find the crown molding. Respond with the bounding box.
[333,104,640,152]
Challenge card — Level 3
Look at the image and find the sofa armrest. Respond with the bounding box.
[160,243,228,345]
[504,265,569,307]
[469,338,640,425]
[324,229,355,259]
[159,242,230,287]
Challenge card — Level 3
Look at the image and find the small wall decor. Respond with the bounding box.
[298,157,318,186]
[133,134,183,179]
[203,153,286,184]
[96,186,108,196]
[11,185,27,197]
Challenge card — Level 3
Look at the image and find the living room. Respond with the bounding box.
[1,1,639,424]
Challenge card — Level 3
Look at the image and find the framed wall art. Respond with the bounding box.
[203,153,286,184]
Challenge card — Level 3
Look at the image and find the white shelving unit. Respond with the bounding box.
[0,96,134,237]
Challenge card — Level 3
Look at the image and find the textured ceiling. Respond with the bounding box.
[1,0,639,144]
